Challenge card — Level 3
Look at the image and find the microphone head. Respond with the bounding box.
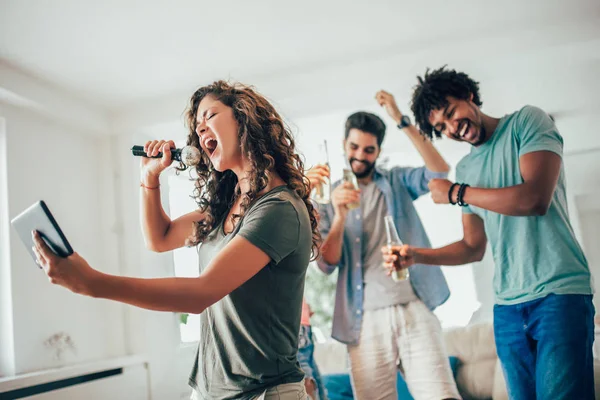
[180,146,202,167]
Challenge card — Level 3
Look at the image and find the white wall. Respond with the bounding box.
[578,208,600,302]
[0,103,126,375]
[565,150,600,310]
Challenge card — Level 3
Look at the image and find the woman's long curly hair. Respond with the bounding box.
[183,81,321,260]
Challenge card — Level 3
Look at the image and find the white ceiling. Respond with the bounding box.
[1,0,599,114]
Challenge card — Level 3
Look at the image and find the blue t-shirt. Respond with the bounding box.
[456,105,592,305]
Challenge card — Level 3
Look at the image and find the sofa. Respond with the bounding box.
[314,322,600,399]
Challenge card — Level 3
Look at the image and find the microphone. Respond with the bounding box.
[131,145,202,167]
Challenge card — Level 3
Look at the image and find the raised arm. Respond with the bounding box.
[376,90,449,173]
[140,139,204,252]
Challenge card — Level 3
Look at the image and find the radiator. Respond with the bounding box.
[0,356,149,400]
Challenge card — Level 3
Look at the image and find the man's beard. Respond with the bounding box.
[468,105,488,147]
[471,122,487,147]
[350,158,376,179]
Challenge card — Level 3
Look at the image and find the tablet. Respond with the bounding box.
[11,200,74,267]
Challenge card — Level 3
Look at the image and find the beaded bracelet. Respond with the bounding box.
[457,183,470,207]
[448,183,459,205]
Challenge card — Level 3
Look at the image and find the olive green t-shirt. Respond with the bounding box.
[188,186,312,399]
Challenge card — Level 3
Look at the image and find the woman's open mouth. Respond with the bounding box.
[204,138,218,156]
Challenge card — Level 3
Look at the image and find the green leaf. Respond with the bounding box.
[179,313,189,325]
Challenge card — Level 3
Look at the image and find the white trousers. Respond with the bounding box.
[347,300,461,400]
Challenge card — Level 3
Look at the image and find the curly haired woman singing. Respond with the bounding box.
[32,81,320,399]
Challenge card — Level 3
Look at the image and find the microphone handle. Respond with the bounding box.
[131,146,182,161]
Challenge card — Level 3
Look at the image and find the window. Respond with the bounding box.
[434,265,481,328]
[303,262,337,342]
[168,173,201,343]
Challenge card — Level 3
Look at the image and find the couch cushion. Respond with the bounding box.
[456,358,496,399]
[322,374,353,400]
[444,322,498,399]
[444,322,497,363]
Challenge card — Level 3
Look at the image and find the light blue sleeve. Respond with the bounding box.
[516,105,563,158]
[394,166,449,200]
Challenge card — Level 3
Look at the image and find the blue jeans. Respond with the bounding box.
[298,325,328,400]
[494,294,595,400]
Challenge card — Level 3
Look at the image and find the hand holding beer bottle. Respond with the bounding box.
[383,215,410,281]
[310,140,331,204]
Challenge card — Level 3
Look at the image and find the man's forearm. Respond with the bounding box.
[415,240,485,266]
[403,125,449,173]
[320,215,346,265]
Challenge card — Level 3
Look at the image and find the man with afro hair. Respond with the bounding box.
[384,66,594,399]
